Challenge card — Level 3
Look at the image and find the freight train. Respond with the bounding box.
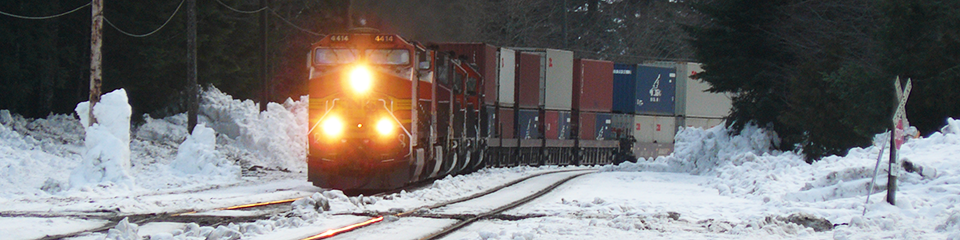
[305,28,731,191]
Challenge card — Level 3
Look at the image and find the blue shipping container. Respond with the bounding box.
[635,66,677,115]
[517,109,541,139]
[595,113,615,140]
[612,64,637,113]
[558,111,572,139]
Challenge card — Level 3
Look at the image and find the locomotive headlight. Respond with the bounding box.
[375,118,394,136]
[321,116,344,137]
[349,65,373,94]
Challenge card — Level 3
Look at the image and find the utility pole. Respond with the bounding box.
[259,0,268,112]
[88,0,103,126]
[187,0,198,133]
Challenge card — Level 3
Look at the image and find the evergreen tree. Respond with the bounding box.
[685,0,798,149]
[880,0,960,136]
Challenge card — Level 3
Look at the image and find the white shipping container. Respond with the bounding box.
[678,63,733,118]
[654,116,676,144]
[633,115,677,143]
[498,48,516,106]
[513,48,574,110]
[634,115,656,143]
[682,117,725,130]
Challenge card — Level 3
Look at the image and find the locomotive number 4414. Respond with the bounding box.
[375,35,394,42]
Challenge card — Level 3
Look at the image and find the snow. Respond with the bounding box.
[2,86,959,239]
[71,89,136,191]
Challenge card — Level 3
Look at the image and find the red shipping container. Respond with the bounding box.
[544,110,559,139]
[436,43,499,105]
[578,111,597,140]
[517,52,541,108]
[573,59,614,112]
[498,108,515,139]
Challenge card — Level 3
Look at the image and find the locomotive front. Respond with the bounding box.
[306,29,417,191]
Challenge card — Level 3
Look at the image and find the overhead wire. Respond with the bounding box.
[212,0,323,37]
[213,0,268,14]
[103,0,186,38]
[0,2,91,20]
[269,9,322,36]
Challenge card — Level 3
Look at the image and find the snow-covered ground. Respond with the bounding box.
[1,87,958,239]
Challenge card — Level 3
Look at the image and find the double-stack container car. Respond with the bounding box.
[306,28,732,192]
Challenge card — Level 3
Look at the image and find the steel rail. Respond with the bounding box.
[300,168,595,240]
[418,170,595,240]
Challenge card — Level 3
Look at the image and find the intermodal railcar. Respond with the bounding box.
[306,28,729,191]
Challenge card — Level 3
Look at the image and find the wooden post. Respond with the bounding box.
[187,0,198,133]
[88,0,103,126]
[259,0,268,112]
[887,129,897,205]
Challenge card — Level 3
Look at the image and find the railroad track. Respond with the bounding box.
[300,169,596,240]
[34,197,306,240]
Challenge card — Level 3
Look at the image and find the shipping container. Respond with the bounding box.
[498,48,516,106]
[633,115,678,143]
[436,43,499,105]
[544,111,559,139]
[577,111,597,140]
[498,108,515,139]
[573,59,614,112]
[484,105,496,137]
[612,64,638,113]
[558,111,572,139]
[680,116,725,130]
[635,65,677,115]
[544,110,572,139]
[611,114,634,139]
[678,63,732,118]
[595,113,614,140]
[517,109,541,139]
[513,48,575,110]
[517,52,541,108]
[643,62,733,118]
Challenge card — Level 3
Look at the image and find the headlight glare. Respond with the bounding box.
[321,116,344,137]
[375,118,394,136]
[349,66,373,94]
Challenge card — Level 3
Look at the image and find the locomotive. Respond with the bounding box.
[306,28,651,192]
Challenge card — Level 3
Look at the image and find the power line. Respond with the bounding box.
[269,9,322,36]
[0,2,91,20]
[211,0,322,37]
[214,0,267,14]
[103,0,185,38]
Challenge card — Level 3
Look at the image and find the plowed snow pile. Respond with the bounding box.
[606,120,960,239]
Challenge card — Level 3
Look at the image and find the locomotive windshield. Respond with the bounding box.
[366,49,410,65]
[314,48,410,66]
[314,48,358,64]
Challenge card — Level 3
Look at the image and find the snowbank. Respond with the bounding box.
[606,119,960,239]
[604,122,784,175]
[70,89,136,190]
[170,123,239,177]
[0,86,308,199]
[199,88,308,171]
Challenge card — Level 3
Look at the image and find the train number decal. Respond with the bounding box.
[374,35,395,42]
[330,35,350,42]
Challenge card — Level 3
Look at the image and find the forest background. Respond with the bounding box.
[1,0,957,160]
